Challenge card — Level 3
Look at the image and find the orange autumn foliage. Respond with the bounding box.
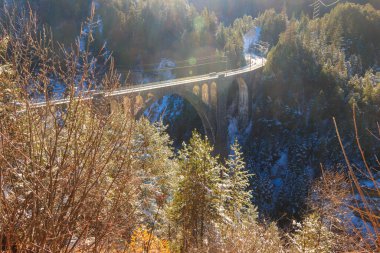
[128,227,170,253]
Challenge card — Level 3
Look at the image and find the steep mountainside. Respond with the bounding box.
[190,0,380,23]
[5,0,379,222]
[143,2,380,219]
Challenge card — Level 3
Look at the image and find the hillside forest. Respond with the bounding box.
[0,0,379,252]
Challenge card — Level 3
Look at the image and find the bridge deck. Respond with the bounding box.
[30,60,266,108]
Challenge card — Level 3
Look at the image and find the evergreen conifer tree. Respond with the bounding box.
[224,140,253,223]
[170,131,222,251]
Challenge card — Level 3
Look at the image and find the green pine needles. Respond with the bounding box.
[169,133,255,251]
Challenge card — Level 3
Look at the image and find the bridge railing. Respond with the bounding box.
[110,61,265,94]
[29,62,265,108]
[111,72,217,93]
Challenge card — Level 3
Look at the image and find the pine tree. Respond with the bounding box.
[216,24,227,49]
[223,140,253,224]
[169,131,222,251]
[133,120,177,235]
[291,213,336,253]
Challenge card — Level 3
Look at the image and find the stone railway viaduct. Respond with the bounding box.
[34,62,265,155]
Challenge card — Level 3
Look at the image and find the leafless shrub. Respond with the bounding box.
[307,168,361,252]
[333,105,380,251]
[220,220,285,253]
[0,4,172,252]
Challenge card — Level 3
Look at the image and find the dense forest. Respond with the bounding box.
[0,0,379,252]
[13,0,247,69]
[242,2,380,220]
[190,0,380,22]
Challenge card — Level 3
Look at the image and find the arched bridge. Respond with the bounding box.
[33,60,266,155]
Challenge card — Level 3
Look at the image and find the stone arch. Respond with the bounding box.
[134,90,216,144]
[227,77,250,129]
[193,85,200,96]
[210,82,217,108]
[202,83,209,105]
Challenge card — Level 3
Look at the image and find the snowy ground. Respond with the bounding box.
[243,26,267,67]
[245,55,267,67]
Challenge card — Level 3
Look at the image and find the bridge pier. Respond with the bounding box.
[214,78,229,157]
